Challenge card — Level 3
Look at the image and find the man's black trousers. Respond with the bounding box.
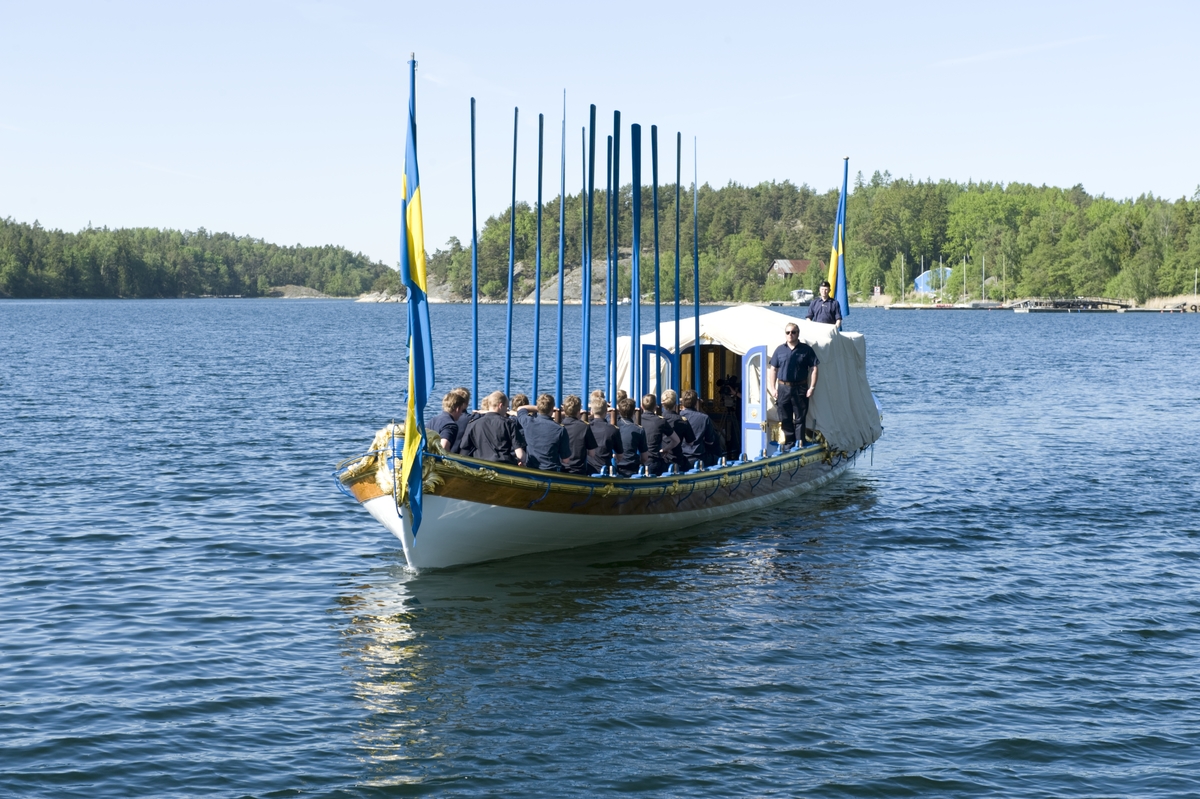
[776,383,808,447]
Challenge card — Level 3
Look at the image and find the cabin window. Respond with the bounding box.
[745,352,762,408]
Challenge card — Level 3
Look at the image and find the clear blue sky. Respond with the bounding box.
[3,0,1197,266]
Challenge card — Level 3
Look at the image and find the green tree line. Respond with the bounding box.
[0,218,395,298]
[429,174,1200,304]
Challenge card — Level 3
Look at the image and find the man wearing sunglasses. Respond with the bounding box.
[767,323,819,450]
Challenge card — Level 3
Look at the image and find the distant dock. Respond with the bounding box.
[885,297,1198,313]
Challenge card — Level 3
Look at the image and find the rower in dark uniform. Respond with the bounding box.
[680,389,719,467]
[659,389,695,473]
[588,396,623,474]
[614,397,648,477]
[458,391,527,465]
[428,390,468,451]
[639,393,680,476]
[519,394,570,472]
[558,395,598,475]
[449,387,480,454]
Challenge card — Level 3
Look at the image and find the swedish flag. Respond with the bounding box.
[826,158,850,319]
[399,57,435,535]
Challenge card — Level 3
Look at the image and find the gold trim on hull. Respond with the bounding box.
[340,444,841,517]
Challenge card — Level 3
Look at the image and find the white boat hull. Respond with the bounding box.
[363,457,853,570]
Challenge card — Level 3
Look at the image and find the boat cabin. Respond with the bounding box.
[615,305,880,459]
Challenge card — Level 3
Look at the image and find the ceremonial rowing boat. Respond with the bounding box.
[336,305,883,570]
[334,59,879,570]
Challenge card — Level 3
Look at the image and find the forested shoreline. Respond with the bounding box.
[430,173,1200,304]
[5,173,1198,303]
[0,219,395,299]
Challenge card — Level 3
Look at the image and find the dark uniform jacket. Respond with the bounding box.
[459,412,525,464]
[807,296,842,325]
[520,412,570,471]
[450,411,482,454]
[560,415,599,475]
[681,408,718,466]
[615,418,648,476]
[662,409,695,471]
[428,411,459,451]
[640,413,673,475]
[588,418,623,474]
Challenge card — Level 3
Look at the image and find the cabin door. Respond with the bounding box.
[741,345,768,457]
[641,344,674,398]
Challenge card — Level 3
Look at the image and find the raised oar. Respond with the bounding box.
[652,125,660,396]
[611,111,621,398]
[693,137,700,396]
[470,98,479,406]
[630,123,642,400]
[555,93,566,407]
[673,131,681,393]
[605,134,613,402]
[583,104,596,404]
[533,113,543,400]
[504,107,518,396]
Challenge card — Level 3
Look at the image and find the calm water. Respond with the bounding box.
[3,300,1199,797]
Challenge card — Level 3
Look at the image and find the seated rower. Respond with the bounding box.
[559,395,598,476]
[660,389,696,473]
[458,391,527,466]
[449,386,479,454]
[588,396,623,474]
[521,393,570,472]
[428,390,468,451]
[680,389,719,467]
[639,394,680,476]
[614,396,648,477]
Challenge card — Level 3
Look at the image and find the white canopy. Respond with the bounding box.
[615,305,882,453]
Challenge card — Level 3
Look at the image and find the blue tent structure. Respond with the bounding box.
[913,267,952,294]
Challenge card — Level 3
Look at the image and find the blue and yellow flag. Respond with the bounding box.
[827,158,850,319]
[399,57,435,535]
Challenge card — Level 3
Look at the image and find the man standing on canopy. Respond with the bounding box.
[807,280,842,330]
[767,323,819,450]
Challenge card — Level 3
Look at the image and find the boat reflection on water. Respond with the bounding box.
[332,481,874,787]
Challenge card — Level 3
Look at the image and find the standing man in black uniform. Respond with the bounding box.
[588,396,623,474]
[559,395,598,475]
[767,323,820,449]
[807,280,842,329]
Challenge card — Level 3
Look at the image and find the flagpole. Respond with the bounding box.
[470,97,479,408]
[651,125,660,396]
[504,107,518,396]
[533,113,543,400]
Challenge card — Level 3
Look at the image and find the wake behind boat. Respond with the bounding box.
[334,58,879,570]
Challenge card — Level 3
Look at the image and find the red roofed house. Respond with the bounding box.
[768,259,822,278]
